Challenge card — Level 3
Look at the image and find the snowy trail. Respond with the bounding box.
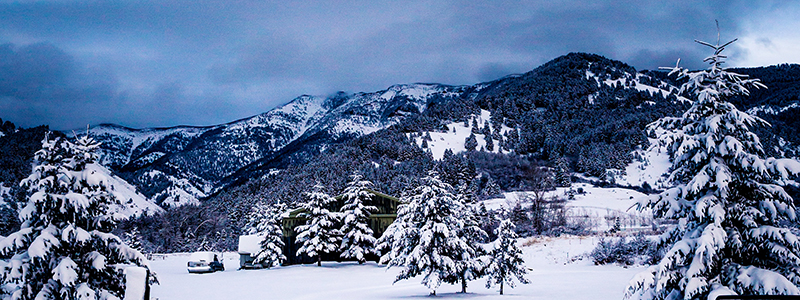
[148,236,644,299]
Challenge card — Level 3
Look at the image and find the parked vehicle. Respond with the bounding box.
[187,252,225,273]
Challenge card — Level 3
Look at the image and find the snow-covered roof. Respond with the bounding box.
[238,235,263,255]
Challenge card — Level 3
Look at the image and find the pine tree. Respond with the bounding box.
[378,174,472,295]
[338,174,378,264]
[296,186,342,266]
[482,120,492,136]
[504,127,519,152]
[485,219,530,295]
[248,200,287,268]
[471,118,480,134]
[123,228,145,254]
[0,135,152,300]
[485,133,494,152]
[554,156,571,187]
[449,195,488,293]
[627,28,800,300]
[465,133,478,151]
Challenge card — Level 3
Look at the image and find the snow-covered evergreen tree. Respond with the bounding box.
[449,196,488,293]
[485,219,529,295]
[123,228,145,254]
[247,200,287,268]
[295,186,341,266]
[338,174,378,264]
[627,30,800,300]
[482,120,492,136]
[378,174,473,295]
[554,156,571,187]
[0,135,151,300]
[485,133,494,152]
[465,133,478,152]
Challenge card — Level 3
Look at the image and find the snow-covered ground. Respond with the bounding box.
[413,110,512,160]
[149,235,643,299]
[87,164,164,217]
[143,182,660,299]
[611,134,672,190]
[484,183,653,232]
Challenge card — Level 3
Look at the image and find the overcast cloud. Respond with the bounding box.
[1,0,798,130]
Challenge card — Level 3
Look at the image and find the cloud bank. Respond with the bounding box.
[0,0,797,129]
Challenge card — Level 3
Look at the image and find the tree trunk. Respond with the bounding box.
[430,290,436,296]
[317,256,321,266]
[500,281,504,295]
[461,275,467,293]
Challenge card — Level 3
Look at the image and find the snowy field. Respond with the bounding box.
[149,235,643,300]
[483,183,653,232]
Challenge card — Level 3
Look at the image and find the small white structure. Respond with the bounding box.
[124,266,150,300]
[238,235,266,269]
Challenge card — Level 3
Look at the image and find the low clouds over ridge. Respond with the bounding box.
[0,0,797,129]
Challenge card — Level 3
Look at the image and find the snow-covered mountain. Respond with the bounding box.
[74,53,799,211]
[84,83,471,207]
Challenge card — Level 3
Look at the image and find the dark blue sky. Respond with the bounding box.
[1,0,798,130]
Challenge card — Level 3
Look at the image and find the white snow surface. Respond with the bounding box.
[585,70,690,103]
[612,136,672,189]
[237,235,263,254]
[86,164,163,217]
[149,236,643,299]
[414,110,512,160]
[84,125,207,167]
[124,266,149,300]
[746,102,800,116]
[146,183,663,299]
[143,169,205,208]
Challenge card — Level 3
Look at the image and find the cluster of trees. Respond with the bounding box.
[475,52,689,177]
[242,172,529,295]
[285,174,381,266]
[378,174,529,295]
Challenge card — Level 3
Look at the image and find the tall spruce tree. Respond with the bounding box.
[0,135,151,300]
[485,219,529,295]
[485,133,494,152]
[465,133,478,152]
[449,195,488,293]
[554,156,572,187]
[378,174,473,295]
[627,29,800,299]
[295,186,341,266]
[248,200,287,268]
[338,174,378,264]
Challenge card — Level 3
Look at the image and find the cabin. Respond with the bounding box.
[281,189,400,265]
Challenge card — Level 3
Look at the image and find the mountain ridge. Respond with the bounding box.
[4,52,799,216]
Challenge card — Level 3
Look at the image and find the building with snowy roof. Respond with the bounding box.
[281,189,400,265]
